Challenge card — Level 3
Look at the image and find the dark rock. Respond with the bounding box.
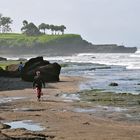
[21,56,61,82]
[0,123,11,129]
[109,82,118,86]
[0,56,61,81]
[0,57,7,61]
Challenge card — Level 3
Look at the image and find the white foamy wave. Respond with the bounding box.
[1,52,139,70]
[45,53,140,70]
[130,49,140,58]
[126,63,140,69]
[62,53,139,70]
[77,53,96,56]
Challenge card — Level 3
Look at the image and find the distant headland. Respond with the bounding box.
[0,33,137,56]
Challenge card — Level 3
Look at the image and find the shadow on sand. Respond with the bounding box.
[0,77,59,91]
[0,77,32,91]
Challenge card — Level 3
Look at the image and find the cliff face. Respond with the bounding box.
[90,44,137,53]
[0,34,137,56]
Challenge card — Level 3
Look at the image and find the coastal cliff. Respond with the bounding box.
[0,33,137,56]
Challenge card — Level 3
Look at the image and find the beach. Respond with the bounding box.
[0,76,140,140]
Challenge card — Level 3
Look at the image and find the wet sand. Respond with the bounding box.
[0,76,140,140]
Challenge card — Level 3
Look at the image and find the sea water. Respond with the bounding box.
[56,51,140,94]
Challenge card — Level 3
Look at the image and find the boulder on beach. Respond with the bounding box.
[21,56,61,82]
[0,56,61,82]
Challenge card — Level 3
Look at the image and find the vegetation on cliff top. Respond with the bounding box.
[0,33,81,47]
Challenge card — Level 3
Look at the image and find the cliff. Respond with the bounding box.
[0,33,137,56]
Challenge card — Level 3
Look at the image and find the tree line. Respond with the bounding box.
[0,13,66,36]
[21,20,66,36]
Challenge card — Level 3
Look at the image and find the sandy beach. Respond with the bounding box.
[0,76,140,140]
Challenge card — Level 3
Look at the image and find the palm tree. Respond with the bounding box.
[54,25,60,35]
[38,23,47,34]
[49,24,55,35]
[60,25,66,34]
[45,24,50,33]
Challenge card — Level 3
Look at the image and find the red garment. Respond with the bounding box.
[36,87,42,99]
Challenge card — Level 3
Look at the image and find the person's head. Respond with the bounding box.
[20,62,22,64]
[36,71,40,76]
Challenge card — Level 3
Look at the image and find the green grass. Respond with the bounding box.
[0,33,81,43]
[0,33,82,48]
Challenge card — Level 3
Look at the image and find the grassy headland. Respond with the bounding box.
[0,33,89,55]
[0,33,137,55]
[0,33,81,47]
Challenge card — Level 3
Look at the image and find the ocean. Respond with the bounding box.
[44,50,140,94]
[2,50,140,94]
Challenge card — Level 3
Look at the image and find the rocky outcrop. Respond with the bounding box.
[0,123,11,129]
[21,56,61,82]
[91,44,137,53]
[0,56,61,82]
[0,126,51,140]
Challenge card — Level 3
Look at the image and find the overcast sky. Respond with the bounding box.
[0,0,140,47]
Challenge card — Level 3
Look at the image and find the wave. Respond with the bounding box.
[1,52,140,70]
[130,49,140,58]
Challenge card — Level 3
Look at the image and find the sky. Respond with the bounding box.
[0,0,140,47]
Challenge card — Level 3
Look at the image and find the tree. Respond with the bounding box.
[54,25,60,35]
[0,16,13,33]
[21,22,41,36]
[59,25,66,34]
[21,20,28,32]
[49,24,55,35]
[45,24,50,33]
[38,23,47,34]
[23,20,28,26]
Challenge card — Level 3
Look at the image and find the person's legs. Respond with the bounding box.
[36,87,42,101]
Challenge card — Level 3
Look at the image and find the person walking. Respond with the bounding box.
[18,61,24,73]
[33,71,45,101]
